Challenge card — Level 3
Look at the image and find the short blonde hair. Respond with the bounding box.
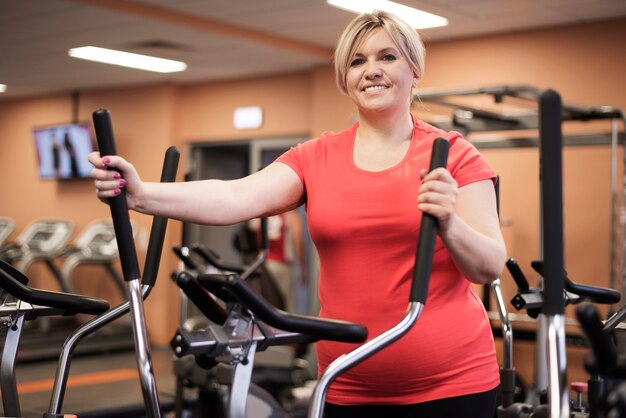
[334,10,425,95]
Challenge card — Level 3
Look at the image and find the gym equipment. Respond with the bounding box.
[0,259,109,417]
[172,219,309,417]
[0,219,74,292]
[507,259,620,318]
[168,137,449,418]
[14,219,138,363]
[43,138,178,416]
[415,84,625,303]
[87,108,179,418]
[59,219,132,300]
[492,90,621,418]
[575,303,626,418]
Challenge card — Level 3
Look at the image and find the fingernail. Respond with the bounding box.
[102,157,111,164]
[113,172,121,179]
[114,189,121,196]
[119,179,126,187]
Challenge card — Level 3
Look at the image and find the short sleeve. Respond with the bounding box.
[447,136,496,188]
[276,144,305,183]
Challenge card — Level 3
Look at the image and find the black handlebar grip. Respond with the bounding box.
[260,217,268,250]
[93,108,140,282]
[175,271,228,324]
[506,259,530,293]
[410,137,449,304]
[142,146,180,286]
[539,89,565,316]
[531,260,620,305]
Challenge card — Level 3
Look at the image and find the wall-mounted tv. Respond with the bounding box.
[33,122,94,180]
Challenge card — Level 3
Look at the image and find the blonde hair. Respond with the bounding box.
[334,10,425,95]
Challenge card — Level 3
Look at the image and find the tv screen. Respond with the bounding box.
[33,122,95,180]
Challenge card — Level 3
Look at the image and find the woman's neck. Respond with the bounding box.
[357,111,413,145]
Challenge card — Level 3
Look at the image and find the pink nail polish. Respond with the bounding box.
[102,157,111,164]
[119,179,126,187]
[113,172,121,179]
[114,189,121,196]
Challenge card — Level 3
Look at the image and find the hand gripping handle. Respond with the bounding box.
[93,108,140,282]
[410,137,449,304]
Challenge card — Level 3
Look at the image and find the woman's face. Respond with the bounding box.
[345,28,416,116]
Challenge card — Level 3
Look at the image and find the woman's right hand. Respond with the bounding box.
[88,152,144,210]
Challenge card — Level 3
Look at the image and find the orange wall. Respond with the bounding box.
[0,18,624,349]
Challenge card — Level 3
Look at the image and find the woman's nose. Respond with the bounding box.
[364,60,382,78]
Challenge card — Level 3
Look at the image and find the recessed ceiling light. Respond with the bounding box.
[0,84,6,93]
[68,46,187,73]
[327,0,448,29]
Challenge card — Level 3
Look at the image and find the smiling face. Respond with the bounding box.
[345,28,418,118]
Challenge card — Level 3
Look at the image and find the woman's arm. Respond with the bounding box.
[89,152,305,225]
[418,168,506,284]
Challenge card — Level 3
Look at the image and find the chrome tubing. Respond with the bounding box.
[48,285,152,414]
[546,314,569,418]
[128,279,161,418]
[491,278,512,369]
[308,301,423,418]
[229,341,258,418]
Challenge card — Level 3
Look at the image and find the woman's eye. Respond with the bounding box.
[350,58,365,66]
[381,54,396,61]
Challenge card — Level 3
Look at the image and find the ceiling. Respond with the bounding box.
[2,0,626,101]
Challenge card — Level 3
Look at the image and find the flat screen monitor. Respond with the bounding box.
[33,122,94,180]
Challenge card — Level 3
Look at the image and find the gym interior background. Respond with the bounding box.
[0,0,625,412]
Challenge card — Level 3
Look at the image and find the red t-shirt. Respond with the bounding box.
[276,116,499,405]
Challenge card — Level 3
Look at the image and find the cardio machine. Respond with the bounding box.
[0,259,109,417]
[97,104,448,417]
[59,219,133,300]
[171,218,311,417]
[167,138,450,418]
[0,219,74,293]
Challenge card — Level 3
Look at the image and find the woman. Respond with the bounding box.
[90,10,506,418]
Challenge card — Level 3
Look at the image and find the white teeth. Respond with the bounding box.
[364,85,387,92]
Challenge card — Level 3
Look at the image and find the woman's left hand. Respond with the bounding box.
[417,167,458,233]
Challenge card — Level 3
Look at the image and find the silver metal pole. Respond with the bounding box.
[546,314,569,418]
[1,313,24,417]
[491,278,512,369]
[128,280,161,418]
[229,341,258,418]
[48,286,152,414]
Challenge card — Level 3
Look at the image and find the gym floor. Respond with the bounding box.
[6,347,179,418]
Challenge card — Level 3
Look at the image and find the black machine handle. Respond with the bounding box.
[539,89,565,316]
[506,258,531,293]
[531,261,620,304]
[410,137,449,304]
[192,245,245,274]
[93,108,141,282]
[575,304,619,375]
[195,273,367,344]
[174,271,228,325]
[191,216,269,275]
[173,246,203,271]
[0,260,109,315]
[142,146,180,286]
